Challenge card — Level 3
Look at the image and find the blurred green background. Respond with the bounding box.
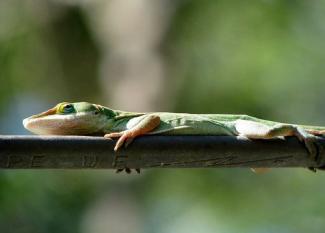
[1,0,325,232]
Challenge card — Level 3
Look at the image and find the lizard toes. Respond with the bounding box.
[125,167,131,174]
[303,136,319,161]
[308,167,317,172]
[115,167,140,174]
[125,137,135,148]
[104,132,123,139]
[114,135,128,151]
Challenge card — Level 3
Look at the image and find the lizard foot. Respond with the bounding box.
[105,133,141,174]
[297,135,323,172]
[104,114,160,151]
[304,136,323,172]
[300,135,319,161]
[104,131,135,151]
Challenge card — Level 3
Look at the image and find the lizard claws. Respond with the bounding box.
[300,135,320,162]
[105,132,140,174]
[116,168,141,174]
[298,135,323,172]
[124,137,134,148]
[104,131,135,151]
[104,114,160,151]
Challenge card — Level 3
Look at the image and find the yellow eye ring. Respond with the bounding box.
[57,103,74,114]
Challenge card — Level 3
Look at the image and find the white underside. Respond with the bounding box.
[23,112,106,135]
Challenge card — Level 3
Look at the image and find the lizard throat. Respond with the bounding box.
[23,113,105,135]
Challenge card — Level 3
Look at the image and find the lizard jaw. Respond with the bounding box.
[23,107,59,134]
[22,106,83,135]
[23,113,94,135]
[23,111,107,135]
[23,114,77,135]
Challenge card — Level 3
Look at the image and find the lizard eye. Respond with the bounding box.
[59,103,74,114]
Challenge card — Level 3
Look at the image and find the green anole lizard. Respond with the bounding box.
[23,102,324,171]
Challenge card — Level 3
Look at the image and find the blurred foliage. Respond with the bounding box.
[0,2,100,111]
[166,0,325,123]
[1,0,325,233]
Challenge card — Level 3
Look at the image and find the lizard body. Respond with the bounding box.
[23,102,324,169]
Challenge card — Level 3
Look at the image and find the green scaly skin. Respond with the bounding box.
[23,102,325,172]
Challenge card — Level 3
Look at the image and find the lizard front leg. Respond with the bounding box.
[104,114,161,151]
[104,114,160,174]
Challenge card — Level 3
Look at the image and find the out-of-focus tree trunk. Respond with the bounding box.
[84,0,172,111]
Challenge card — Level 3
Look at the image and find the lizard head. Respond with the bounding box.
[23,102,113,135]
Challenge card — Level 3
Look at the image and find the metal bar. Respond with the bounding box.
[0,135,324,169]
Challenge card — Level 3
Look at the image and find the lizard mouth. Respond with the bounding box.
[23,107,59,134]
[29,107,57,119]
[23,109,104,135]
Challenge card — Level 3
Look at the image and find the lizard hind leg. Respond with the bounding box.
[307,129,325,137]
[235,120,319,160]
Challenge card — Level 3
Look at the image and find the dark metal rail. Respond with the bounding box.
[0,135,324,169]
